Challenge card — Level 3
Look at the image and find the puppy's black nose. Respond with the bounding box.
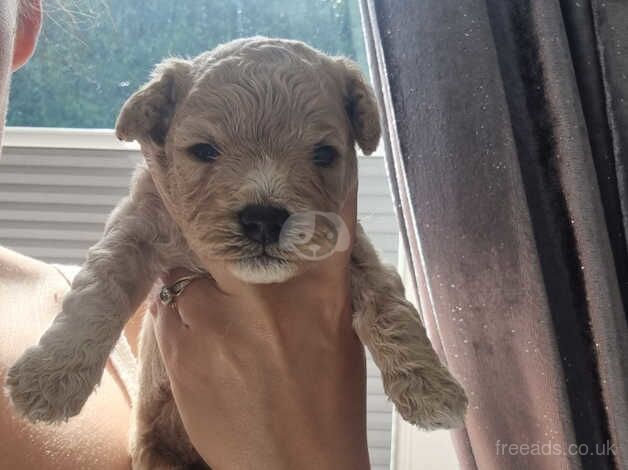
[238,204,290,245]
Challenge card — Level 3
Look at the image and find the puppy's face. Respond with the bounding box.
[116,38,380,283]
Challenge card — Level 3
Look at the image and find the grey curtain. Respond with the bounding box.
[359,1,628,469]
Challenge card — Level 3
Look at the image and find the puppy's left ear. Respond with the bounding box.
[336,58,381,155]
[115,58,192,155]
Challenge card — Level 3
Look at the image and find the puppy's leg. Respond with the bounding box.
[131,314,207,470]
[351,224,468,429]
[5,181,165,423]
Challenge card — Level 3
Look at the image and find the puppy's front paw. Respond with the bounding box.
[4,344,104,423]
[388,367,468,430]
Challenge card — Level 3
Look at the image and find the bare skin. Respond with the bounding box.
[1,3,370,468]
[0,247,135,469]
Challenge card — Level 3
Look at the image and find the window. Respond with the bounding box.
[8,0,367,128]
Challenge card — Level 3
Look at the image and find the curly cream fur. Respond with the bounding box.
[5,37,467,467]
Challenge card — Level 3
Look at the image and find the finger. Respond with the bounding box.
[160,267,197,286]
[160,266,231,297]
[153,297,185,330]
[154,267,236,329]
[167,275,226,328]
[152,298,188,360]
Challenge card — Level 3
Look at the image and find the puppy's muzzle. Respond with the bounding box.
[238,204,290,245]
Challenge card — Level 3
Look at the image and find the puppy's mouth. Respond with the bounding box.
[229,251,299,284]
[240,251,289,265]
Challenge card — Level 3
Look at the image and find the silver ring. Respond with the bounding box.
[159,273,208,307]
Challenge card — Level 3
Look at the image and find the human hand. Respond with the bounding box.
[151,186,370,470]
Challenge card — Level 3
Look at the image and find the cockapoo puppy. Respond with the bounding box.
[6,37,467,468]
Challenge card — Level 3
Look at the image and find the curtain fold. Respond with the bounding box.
[360,1,628,469]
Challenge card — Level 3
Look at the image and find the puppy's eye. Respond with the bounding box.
[313,145,338,167]
[188,143,219,162]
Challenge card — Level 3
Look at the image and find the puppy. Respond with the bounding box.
[6,37,467,468]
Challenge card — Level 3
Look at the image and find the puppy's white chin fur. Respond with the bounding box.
[229,257,299,284]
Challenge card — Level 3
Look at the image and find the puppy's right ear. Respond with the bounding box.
[115,58,192,154]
